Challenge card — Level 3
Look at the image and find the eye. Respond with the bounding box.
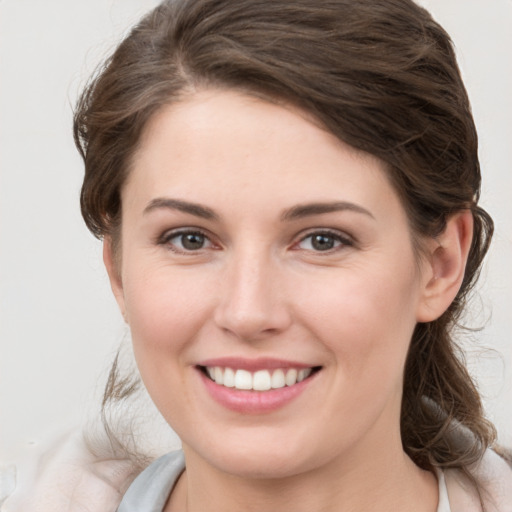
[159,229,213,253]
[296,231,352,252]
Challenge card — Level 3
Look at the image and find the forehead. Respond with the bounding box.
[126,89,403,222]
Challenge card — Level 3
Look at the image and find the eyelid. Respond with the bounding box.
[156,226,354,254]
[292,228,355,251]
[157,227,218,253]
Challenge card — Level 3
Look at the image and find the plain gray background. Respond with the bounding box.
[1,0,511,465]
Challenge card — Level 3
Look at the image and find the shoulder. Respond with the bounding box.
[445,448,512,512]
[1,429,140,512]
[117,451,185,512]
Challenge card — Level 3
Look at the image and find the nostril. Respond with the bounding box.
[213,299,293,341]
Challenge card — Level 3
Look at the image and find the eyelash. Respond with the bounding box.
[157,227,354,255]
[157,228,215,254]
[293,229,354,253]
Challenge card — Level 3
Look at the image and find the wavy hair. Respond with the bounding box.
[74,0,498,487]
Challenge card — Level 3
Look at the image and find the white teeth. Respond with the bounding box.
[205,366,314,391]
[285,368,298,386]
[271,369,285,389]
[223,367,235,388]
[253,370,271,391]
[234,369,253,390]
[297,369,309,382]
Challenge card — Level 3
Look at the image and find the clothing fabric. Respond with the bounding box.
[437,471,451,512]
[3,429,512,512]
[1,429,139,512]
[113,451,453,512]
[116,449,512,512]
[116,452,185,512]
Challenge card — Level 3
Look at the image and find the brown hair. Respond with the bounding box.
[74,0,497,479]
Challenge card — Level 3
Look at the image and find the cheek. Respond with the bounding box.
[295,261,420,379]
[301,270,420,440]
[121,268,211,419]
[122,267,210,360]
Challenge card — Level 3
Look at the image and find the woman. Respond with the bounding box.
[4,0,511,511]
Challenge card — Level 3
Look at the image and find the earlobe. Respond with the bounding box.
[416,210,474,323]
[103,237,128,322]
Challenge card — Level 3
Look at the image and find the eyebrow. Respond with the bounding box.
[143,197,374,222]
[280,201,375,221]
[143,198,219,220]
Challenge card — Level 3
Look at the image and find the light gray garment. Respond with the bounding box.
[117,451,185,512]
[437,470,451,512]
[116,450,451,512]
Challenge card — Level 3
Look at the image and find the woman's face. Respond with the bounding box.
[109,89,433,478]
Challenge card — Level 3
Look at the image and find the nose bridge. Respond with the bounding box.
[214,244,289,339]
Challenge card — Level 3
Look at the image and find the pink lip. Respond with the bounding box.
[197,357,314,371]
[197,367,319,414]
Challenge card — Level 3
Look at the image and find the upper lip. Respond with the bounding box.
[197,357,318,372]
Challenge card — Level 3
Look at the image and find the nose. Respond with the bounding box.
[213,249,292,341]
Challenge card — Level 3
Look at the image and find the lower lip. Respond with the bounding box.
[199,370,317,414]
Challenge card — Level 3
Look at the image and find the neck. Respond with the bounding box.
[166,428,438,512]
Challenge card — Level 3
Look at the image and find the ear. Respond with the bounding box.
[416,210,473,323]
[103,236,128,323]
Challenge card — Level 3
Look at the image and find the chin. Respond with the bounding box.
[218,454,311,480]
[186,431,325,480]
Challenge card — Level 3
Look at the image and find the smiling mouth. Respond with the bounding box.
[199,366,321,391]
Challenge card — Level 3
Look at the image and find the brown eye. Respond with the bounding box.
[180,233,206,250]
[296,231,352,252]
[311,234,337,251]
[161,230,213,252]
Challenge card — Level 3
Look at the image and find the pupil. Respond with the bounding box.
[312,234,334,251]
[182,233,204,250]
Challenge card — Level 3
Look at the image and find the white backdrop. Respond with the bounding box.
[1,0,511,466]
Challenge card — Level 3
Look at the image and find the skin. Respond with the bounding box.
[105,89,473,512]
